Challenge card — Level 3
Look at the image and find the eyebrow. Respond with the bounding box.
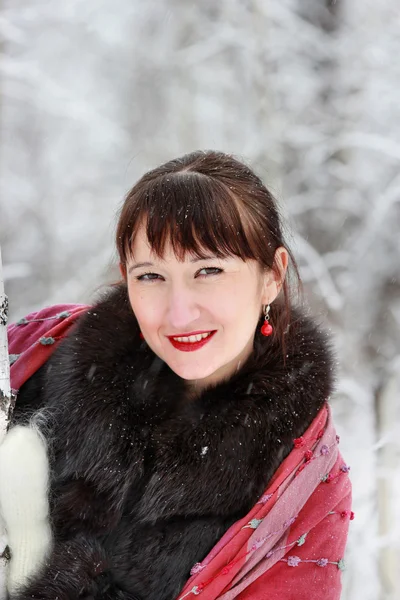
[127,256,217,274]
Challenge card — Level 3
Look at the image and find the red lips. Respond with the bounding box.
[168,331,216,352]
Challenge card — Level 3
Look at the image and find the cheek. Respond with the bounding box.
[221,292,261,343]
[215,287,258,325]
[127,286,159,329]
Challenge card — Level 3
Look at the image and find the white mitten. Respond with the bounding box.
[0,425,52,595]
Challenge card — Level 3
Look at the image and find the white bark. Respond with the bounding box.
[376,369,400,600]
[0,246,11,439]
[0,244,11,599]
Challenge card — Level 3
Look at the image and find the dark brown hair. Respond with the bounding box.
[116,150,301,352]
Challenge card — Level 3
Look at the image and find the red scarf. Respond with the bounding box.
[8,304,352,600]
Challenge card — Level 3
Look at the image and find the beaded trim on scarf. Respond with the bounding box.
[180,433,353,599]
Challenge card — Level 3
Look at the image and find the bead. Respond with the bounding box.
[294,436,305,448]
[297,533,307,546]
[316,558,329,567]
[251,539,264,551]
[247,518,263,529]
[190,563,205,576]
[337,558,346,571]
[193,583,204,595]
[287,555,301,567]
[261,321,273,336]
[259,493,273,504]
[9,354,20,365]
[320,444,329,455]
[39,336,55,345]
[304,450,313,461]
[16,317,28,325]
[350,511,355,520]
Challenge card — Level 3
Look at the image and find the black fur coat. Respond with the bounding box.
[13,284,334,600]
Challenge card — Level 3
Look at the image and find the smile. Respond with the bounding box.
[168,331,216,352]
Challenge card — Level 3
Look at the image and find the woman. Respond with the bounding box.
[1,150,352,600]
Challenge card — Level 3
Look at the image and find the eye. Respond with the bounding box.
[136,272,162,282]
[196,267,223,277]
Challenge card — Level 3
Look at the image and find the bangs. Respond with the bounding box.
[119,172,262,264]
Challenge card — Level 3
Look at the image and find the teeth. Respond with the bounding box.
[173,332,212,343]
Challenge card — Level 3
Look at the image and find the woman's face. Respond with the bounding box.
[125,226,287,392]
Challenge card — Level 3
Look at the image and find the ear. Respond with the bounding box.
[119,262,127,280]
[261,247,289,304]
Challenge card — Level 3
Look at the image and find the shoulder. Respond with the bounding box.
[8,303,87,350]
[9,303,90,392]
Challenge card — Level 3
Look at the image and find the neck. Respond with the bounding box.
[184,357,251,402]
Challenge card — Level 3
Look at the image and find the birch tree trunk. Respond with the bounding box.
[375,370,400,600]
[0,244,11,599]
[0,246,11,438]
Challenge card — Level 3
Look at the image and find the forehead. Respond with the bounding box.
[130,224,154,255]
[130,225,181,260]
[129,223,221,262]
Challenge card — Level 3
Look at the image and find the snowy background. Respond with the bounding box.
[1,1,399,598]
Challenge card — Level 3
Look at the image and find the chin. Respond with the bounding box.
[168,361,219,382]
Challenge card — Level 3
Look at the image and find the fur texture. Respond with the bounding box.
[12,284,334,600]
[0,426,52,595]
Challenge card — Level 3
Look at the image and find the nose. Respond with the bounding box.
[166,286,201,332]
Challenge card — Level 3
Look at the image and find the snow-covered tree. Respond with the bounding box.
[0,246,11,598]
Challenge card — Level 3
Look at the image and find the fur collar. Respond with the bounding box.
[46,282,335,488]
[85,282,335,418]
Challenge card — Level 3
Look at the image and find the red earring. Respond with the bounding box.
[261,304,273,336]
[139,332,144,339]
